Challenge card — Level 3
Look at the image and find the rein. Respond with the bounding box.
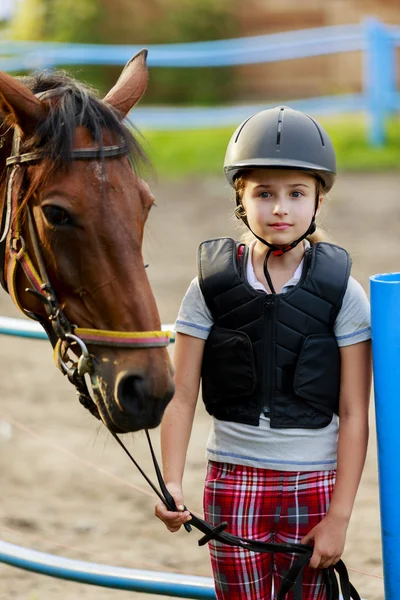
[0,126,174,417]
[112,430,362,600]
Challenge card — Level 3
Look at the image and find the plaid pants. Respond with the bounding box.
[203,462,336,600]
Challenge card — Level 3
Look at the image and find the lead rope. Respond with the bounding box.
[110,429,361,600]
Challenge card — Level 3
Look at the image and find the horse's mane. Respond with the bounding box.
[16,70,146,176]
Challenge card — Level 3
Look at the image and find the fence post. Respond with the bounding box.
[370,272,400,599]
[364,18,396,146]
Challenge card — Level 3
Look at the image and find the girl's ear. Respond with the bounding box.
[316,194,324,215]
[234,203,246,220]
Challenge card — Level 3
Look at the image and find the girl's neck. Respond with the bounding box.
[252,239,307,271]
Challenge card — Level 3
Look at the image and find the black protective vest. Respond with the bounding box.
[198,238,351,429]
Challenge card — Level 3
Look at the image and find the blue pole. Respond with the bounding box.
[0,540,216,598]
[370,272,400,598]
[0,316,48,340]
[364,19,395,146]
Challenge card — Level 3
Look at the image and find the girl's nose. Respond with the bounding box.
[273,197,289,215]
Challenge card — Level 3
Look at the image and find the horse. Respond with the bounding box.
[0,50,175,434]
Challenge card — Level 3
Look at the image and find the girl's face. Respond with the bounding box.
[241,169,322,246]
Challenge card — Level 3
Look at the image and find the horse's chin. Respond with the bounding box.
[102,407,164,434]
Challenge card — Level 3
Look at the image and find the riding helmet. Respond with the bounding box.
[224,106,336,192]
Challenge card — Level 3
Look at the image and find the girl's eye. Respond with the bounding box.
[42,205,73,226]
[291,191,303,198]
[259,191,271,198]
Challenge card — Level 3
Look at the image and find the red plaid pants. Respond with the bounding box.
[203,462,336,600]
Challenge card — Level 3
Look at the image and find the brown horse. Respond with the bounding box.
[0,51,174,433]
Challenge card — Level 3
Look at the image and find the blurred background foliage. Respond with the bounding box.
[8,0,238,104]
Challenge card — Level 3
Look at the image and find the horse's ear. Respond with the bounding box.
[103,49,149,117]
[0,71,47,135]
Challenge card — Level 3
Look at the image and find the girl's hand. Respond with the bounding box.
[154,483,192,533]
[300,514,348,569]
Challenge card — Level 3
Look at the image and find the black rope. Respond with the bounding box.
[110,429,361,600]
[263,248,276,294]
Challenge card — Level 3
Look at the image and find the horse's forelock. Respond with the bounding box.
[18,71,146,180]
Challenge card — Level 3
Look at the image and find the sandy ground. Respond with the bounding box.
[0,172,399,600]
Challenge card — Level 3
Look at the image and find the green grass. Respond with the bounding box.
[139,114,400,179]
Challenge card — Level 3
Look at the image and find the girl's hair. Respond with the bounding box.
[233,170,332,246]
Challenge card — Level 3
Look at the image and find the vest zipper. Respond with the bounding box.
[263,297,275,417]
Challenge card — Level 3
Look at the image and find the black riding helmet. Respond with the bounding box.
[223,106,337,293]
[224,106,336,192]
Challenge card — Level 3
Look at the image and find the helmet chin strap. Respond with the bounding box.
[242,196,318,294]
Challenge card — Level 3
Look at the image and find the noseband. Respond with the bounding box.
[0,125,174,419]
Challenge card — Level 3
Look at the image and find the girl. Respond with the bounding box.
[155,106,371,600]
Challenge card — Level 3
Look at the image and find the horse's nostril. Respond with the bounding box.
[117,374,146,412]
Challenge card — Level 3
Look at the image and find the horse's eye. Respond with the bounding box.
[42,205,73,226]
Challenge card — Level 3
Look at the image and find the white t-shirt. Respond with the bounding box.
[175,241,371,472]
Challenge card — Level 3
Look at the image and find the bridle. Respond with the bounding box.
[0,122,174,418]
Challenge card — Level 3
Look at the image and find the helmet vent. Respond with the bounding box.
[234,114,255,143]
[305,114,325,147]
[276,108,285,148]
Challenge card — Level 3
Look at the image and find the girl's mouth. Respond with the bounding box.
[270,223,292,231]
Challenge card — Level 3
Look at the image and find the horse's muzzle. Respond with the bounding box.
[111,371,174,432]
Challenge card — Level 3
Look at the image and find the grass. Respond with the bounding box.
[138,114,400,179]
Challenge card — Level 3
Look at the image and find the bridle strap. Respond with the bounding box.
[7,218,174,350]
[5,143,130,166]
[75,328,174,348]
[8,237,174,350]
[0,166,18,246]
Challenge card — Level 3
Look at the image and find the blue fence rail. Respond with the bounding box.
[0,316,174,340]
[0,540,216,598]
[0,23,371,68]
[1,18,399,143]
